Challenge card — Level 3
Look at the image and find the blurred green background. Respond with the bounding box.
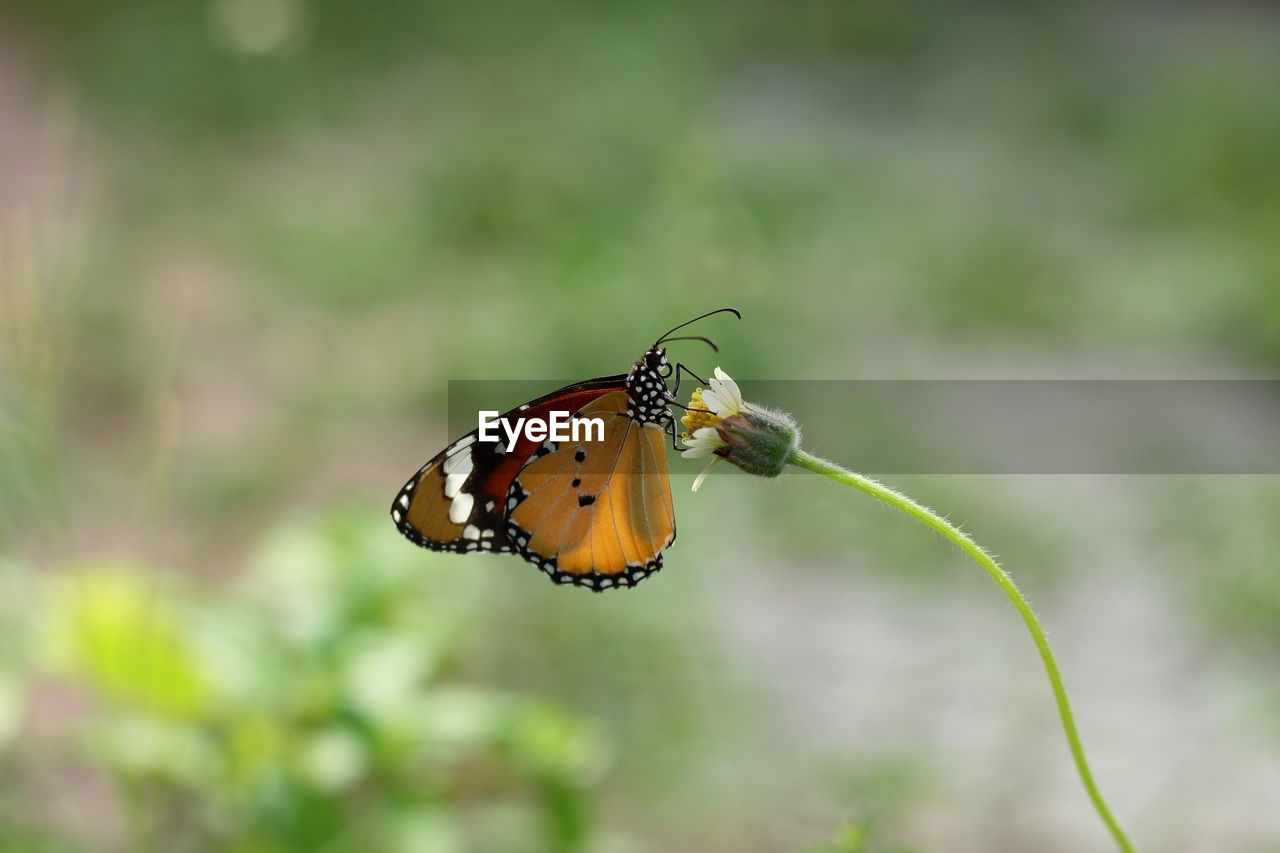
[2,1,1279,851]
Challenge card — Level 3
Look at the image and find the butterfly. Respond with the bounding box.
[391,308,739,591]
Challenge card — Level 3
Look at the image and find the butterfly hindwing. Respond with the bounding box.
[393,432,516,554]
[506,390,676,590]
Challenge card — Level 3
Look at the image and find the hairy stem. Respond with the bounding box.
[788,449,1135,853]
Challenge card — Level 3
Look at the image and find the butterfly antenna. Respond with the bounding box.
[654,307,741,347]
[659,335,719,353]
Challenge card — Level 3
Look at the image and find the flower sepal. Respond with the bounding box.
[713,406,800,479]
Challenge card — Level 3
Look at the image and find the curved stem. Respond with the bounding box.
[788,449,1136,853]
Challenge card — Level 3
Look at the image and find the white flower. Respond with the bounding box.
[679,367,744,492]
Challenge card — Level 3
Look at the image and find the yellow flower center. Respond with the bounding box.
[681,387,721,440]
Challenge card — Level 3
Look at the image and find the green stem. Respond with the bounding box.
[788,449,1136,853]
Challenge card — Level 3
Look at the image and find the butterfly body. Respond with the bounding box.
[392,348,677,590]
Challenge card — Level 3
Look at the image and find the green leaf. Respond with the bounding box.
[50,562,208,719]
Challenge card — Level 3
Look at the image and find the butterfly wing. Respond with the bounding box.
[506,390,676,590]
[392,377,624,555]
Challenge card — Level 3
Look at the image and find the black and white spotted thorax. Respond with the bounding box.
[626,348,674,427]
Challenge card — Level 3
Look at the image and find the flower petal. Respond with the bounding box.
[691,457,721,492]
[680,427,726,458]
[690,427,723,443]
[700,388,728,417]
[705,367,743,416]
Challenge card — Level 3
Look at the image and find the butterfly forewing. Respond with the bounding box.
[392,379,622,555]
[393,347,678,591]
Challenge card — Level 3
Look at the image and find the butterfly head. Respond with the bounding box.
[643,346,672,378]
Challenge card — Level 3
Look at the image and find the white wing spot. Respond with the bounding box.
[443,453,473,499]
[449,492,475,524]
[442,449,473,475]
[448,435,476,453]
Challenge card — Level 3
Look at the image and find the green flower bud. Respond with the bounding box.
[714,406,801,478]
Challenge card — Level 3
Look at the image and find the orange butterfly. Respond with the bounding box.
[391,309,739,590]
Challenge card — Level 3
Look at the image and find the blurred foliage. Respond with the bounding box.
[803,821,923,853]
[802,757,932,853]
[1147,478,1280,652]
[25,514,609,852]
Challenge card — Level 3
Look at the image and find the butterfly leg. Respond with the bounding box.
[670,362,710,398]
[662,407,715,452]
[664,419,684,453]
